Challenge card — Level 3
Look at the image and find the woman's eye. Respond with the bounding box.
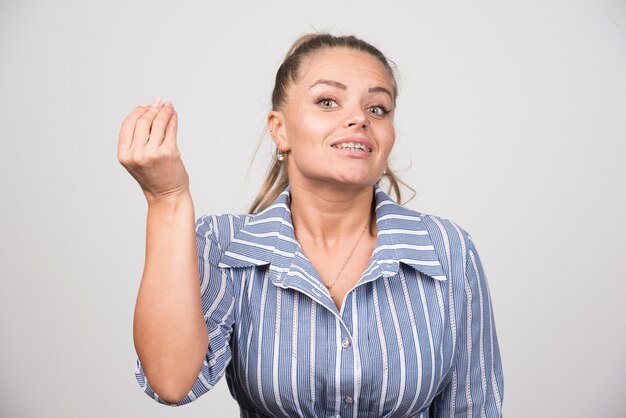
[317,98,338,108]
[368,105,390,116]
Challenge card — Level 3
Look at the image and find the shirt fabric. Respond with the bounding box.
[135,185,504,417]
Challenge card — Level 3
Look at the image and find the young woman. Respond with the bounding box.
[118,33,504,417]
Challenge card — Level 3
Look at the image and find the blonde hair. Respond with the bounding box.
[249,33,413,213]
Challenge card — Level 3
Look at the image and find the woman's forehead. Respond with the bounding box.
[296,48,393,89]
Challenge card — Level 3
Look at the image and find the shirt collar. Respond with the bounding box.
[218,185,447,282]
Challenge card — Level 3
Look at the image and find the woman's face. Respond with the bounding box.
[269,47,396,191]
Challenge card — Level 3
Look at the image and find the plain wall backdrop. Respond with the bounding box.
[1,0,625,417]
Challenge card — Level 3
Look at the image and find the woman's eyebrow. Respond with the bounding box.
[368,86,393,99]
[308,79,347,90]
[308,79,392,99]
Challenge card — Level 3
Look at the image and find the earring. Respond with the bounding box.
[277,150,284,162]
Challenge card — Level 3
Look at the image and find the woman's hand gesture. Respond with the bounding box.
[117,98,190,206]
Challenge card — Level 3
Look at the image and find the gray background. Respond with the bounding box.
[1,0,625,417]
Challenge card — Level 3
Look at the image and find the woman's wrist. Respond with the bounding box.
[145,189,193,211]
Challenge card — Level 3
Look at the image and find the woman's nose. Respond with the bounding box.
[345,109,370,129]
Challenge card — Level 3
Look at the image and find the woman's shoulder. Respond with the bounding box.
[409,208,477,268]
[417,211,472,243]
[377,188,473,246]
[195,213,254,251]
[414,209,492,285]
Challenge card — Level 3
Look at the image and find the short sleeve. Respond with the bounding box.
[431,232,505,417]
[134,215,236,406]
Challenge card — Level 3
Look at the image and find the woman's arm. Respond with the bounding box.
[431,233,505,417]
[118,100,208,404]
[133,191,208,404]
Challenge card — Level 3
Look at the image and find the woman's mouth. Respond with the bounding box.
[331,142,372,152]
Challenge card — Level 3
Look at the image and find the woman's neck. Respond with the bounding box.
[288,183,376,250]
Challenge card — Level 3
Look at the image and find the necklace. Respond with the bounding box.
[294,220,370,290]
[325,220,370,290]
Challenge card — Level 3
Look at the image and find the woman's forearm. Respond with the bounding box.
[133,190,208,404]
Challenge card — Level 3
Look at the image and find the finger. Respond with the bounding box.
[162,109,178,147]
[131,99,165,150]
[118,105,150,151]
[145,102,175,148]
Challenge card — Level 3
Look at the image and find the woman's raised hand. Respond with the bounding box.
[118,98,190,205]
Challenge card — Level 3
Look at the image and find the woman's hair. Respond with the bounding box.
[249,32,412,213]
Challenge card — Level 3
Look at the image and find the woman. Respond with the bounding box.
[118,33,504,417]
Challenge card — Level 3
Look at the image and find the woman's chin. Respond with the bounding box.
[332,173,378,188]
[292,168,380,190]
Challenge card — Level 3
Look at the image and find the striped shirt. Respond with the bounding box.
[135,185,504,417]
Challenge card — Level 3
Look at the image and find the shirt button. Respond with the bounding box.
[341,338,351,349]
[343,395,354,404]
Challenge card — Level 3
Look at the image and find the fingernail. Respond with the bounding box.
[150,97,162,107]
[164,101,173,107]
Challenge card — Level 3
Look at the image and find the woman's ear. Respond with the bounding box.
[267,110,290,152]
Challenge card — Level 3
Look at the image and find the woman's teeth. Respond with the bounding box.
[331,142,372,152]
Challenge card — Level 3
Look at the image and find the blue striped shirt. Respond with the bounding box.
[135,185,504,417]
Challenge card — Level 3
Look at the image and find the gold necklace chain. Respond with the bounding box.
[294,220,370,290]
[325,220,370,290]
